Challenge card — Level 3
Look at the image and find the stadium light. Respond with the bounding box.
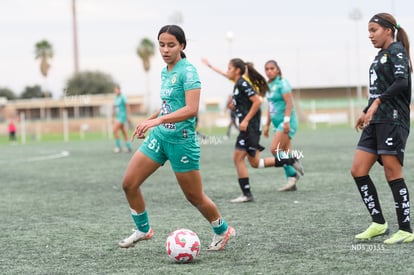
[349,8,363,106]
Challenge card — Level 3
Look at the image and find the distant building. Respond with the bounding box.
[0,94,145,121]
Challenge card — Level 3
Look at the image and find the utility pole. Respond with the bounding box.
[72,0,79,74]
[349,8,363,106]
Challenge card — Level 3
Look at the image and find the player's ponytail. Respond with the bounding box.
[245,62,269,97]
[371,13,412,73]
[395,27,411,72]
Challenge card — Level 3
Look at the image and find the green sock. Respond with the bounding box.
[125,141,131,149]
[115,139,121,148]
[131,209,150,233]
[283,165,297,178]
[211,217,228,235]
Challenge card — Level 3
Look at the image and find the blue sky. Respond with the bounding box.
[1,0,413,109]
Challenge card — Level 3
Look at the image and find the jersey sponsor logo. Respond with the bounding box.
[370,69,378,86]
[161,102,176,130]
[161,88,173,97]
[385,137,393,146]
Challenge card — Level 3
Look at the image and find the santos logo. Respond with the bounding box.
[385,137,393,146]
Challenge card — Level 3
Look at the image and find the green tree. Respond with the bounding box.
[0,87,17,100]
[35,40,54,77]
[137,38,155,114]
[20,85,45,99]
[137,38,155,72]
[65,71,115,96]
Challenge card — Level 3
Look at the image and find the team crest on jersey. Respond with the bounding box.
[380,54,387,64]
[171,75,177,84]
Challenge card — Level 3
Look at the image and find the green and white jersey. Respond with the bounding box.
[368,41,411,130]
[114,94,128,123]
[266,76,296,122]
[152,58,201,143]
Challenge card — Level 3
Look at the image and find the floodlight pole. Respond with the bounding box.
[349,8,363,107]
[226,31,234,58]
[72,0,79,74]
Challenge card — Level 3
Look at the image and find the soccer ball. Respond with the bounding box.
[166,228,201,263]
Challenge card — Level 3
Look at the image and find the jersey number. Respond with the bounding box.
[148,138,160,153]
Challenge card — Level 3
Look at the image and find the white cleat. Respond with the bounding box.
[118,228,154,248]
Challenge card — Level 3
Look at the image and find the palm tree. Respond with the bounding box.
[137,38,155,114]
[35,40,53,77]
[137,38,155,72]
[35,40,53,96]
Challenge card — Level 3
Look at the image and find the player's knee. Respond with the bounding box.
[350,165,361,178]
[249,159,259,168]
[185,192,202,206]
[122,177,136,194]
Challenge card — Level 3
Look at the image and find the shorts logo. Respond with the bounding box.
[238,139,245,146]
[385,137,393,146]
[180,156,189,163]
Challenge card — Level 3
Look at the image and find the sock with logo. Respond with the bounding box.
[211,217,228,235]
[354,175,385,224]
[131,209,150,233]
[238,177,252,197]
[389,178,412,233]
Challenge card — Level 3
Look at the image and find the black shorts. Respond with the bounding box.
[235,130,265,157]
[357,123,409,166]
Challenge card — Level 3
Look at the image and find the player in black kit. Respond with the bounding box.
[351,13,413,244]
[227,58,303,202]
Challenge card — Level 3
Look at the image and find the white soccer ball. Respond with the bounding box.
[166,228,201,263]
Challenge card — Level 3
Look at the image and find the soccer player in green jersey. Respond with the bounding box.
[226,59,304,203]
[351,13,414,244]
[112,84,132,153]
[118,25,235,251]
[263,60,302,191]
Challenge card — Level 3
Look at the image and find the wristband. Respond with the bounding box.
[283,116,290,123]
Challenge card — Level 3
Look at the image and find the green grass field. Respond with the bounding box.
[2,125,414,274]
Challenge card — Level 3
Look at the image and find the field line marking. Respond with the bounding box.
[24,150,70,162]
[2,150,71,164]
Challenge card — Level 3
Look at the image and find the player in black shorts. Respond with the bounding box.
[351,12,414,244]
[227,58,303,202]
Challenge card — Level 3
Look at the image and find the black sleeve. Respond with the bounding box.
[379,78,409,103]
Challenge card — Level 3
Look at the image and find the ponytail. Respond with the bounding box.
[396,27,412,72]
[371,13,412,73]
[245,63,269,97]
